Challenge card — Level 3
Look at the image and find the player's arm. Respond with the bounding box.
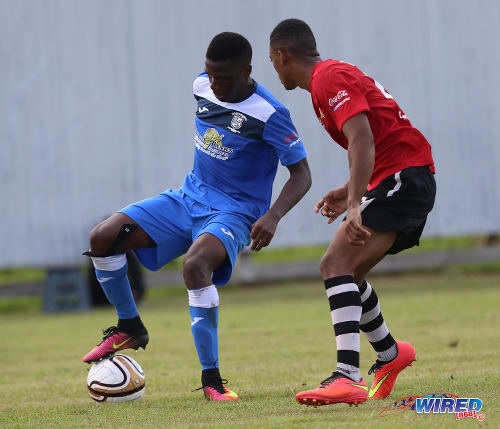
[342,112,374,245]
[250,158,311,251]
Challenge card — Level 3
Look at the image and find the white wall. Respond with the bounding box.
[1,0,499,266]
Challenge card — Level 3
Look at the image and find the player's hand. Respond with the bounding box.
[345,205,371,245]
[314,186,348,224]
[250,212,279,251]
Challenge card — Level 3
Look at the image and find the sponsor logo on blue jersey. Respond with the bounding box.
[194,128,233,161]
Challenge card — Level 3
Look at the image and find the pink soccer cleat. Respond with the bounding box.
[203,383,239,401]
[194,369,239,401]
[83,326,149,363]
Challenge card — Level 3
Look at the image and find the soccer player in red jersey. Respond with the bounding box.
[269,19,436,406]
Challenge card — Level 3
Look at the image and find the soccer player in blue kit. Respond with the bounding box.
[82,32,311,401]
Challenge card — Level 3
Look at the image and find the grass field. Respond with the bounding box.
[0,235,496,286]
[1,271,499,428]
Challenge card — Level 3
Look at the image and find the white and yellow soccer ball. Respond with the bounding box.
[87,354,145,402]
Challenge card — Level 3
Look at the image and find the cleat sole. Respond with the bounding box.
[298,397,366,407]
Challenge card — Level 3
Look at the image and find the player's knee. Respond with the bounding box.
[320,251,351,278]
[319,253,334,277]
[89,223,113,256]
[183,255,210,289]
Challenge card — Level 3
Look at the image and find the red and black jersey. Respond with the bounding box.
[309,60,435,190]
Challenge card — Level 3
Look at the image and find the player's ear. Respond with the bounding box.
[277,49,289,65]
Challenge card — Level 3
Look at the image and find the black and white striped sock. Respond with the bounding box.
[324,275,362,382]
[359,280,397,362]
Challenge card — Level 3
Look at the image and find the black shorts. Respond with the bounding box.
[361,166,436,255]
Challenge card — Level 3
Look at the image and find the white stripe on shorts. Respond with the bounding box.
[387,171,402,197]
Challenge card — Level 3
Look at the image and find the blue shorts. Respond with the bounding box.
[119,189,253,286]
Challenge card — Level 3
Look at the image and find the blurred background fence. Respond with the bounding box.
[2,0,500,268]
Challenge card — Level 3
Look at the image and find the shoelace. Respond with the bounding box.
[319,372,342,388]
[192,377,229,394]
[97,326,120,345]
[368,360,384,375]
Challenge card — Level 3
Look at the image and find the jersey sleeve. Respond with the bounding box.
[320,71,370,132]
[262,107,307,166]
[193,72,207,98]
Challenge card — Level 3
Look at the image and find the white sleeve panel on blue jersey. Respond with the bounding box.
[263,108,307,166]
[193,74,276,123]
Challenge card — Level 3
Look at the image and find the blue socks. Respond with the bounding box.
[92,254,139,320]
[92,256,220,370]
[188,285,220,370]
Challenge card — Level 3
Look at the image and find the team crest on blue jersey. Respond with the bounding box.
[228,112,247,133]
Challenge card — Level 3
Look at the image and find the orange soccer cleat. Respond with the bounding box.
[368,340,416,399]
[296,372,368,406]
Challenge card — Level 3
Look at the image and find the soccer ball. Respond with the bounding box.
[87,354,146,402]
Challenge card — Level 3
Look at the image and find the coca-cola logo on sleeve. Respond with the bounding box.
[328,90,348,106]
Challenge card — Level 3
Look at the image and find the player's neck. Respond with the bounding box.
[232,78,255,103]
[297,56,322,91]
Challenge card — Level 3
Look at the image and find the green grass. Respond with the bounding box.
[250,234,496,264]
[2,272,499,428]
[0,295,42,313]
[1,235,496,283]
[0,267,46,285]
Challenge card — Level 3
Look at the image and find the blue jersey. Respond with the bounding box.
[181,73,307,220]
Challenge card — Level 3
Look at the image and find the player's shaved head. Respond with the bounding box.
[206,32,252,65]
[270,19,319,58]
